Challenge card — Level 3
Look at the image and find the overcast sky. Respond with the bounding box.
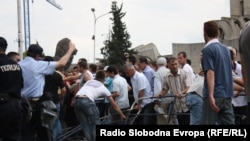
[0,0,230,63]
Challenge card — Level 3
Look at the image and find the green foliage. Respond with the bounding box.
[23,51,27,59]
[100,2,137,67]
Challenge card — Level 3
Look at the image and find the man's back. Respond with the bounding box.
[19,57,56,98]
[201,20,235,125]
[112,74,130,109]
[0,55,23,97]
[202,42,233,98]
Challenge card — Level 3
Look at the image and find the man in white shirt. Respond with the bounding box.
[228,46,247,124]
[106,65,130,124]
[178,51,195,83]
[153,57,170,124]
[125,63,156,125]
[74,70,125,141]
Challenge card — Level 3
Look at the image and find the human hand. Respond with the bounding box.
[233,91,239,98]
[176,93,183,99]
[120,114,126,121]
[154,104,159,112]
[156,93,163,98]
[133,104,140,110]
[209,96,219,113]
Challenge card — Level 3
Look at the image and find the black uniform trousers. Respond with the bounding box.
[0,95,22,141]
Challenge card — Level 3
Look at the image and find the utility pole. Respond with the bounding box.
[18,0,63,59]
[91,8,112,63]
[17,0,24,60]
[23,0,30,51]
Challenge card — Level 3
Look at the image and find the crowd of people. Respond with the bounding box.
[0,20,250,141]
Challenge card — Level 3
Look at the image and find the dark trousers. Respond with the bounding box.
[95,99,106,118]
[177,110,190,125]
[246,102,250,125]
[63,104,79,128]
[20,100,52,141]
[0,97,22,141]
[233,105,247,125]
[136,102,157,125]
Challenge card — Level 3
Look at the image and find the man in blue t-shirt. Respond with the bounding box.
[200,20,235,125]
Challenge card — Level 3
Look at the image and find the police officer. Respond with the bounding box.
[19,38,76,141]
[0,36,23,141]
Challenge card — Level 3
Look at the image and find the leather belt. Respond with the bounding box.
[76,95,89,99]
[28,97,40,101]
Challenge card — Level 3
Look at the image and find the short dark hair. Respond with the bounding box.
[27,44,43,57]
[7,51,19,58]
[106,65,118,75]
[168,57,178,63]
[43,56,54,62]
[178,51,187,58]
[78,58,87,63]
[0,37,8,49]
[139,56,148,64]
[204,20,219,38]
[95,70,105,81]
[89,63,97,73]
[78,61,88,69]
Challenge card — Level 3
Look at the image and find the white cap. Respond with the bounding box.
[157,57,167,66]
[104,66,109,71]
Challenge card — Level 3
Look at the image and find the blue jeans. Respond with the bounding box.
[74,98,100,141]
[201,97,235,125]
[53,103,62,141]
[186,92,203,125]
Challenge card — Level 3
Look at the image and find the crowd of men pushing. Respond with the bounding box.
[1,20,250,141]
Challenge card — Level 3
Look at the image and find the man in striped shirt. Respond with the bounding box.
[155,57,191,125]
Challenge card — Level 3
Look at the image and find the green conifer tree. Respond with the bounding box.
[101,2,137,66]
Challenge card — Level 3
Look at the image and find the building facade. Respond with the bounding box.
[134,0,250,73]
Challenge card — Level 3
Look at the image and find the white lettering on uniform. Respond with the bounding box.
[0,64,20,72]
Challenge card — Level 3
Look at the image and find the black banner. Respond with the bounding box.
[97,125,249,140]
